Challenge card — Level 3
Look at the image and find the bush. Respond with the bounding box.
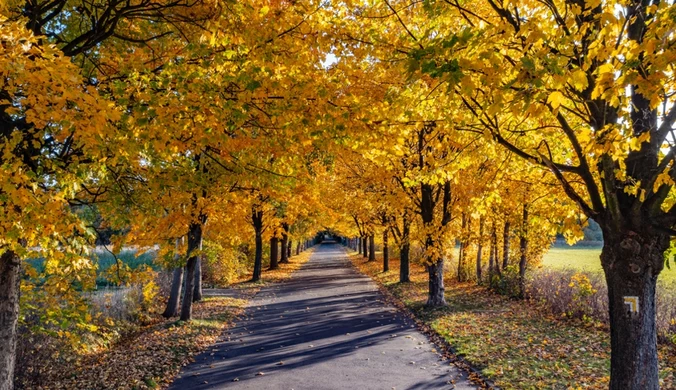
[527,267,676,342]
[492,265,521,298]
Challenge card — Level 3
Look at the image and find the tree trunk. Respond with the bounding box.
[458,214,470,282]
[368,233,375,262]
[280,223,289,264]
[426,259,446,306]
[162,267,183,318]
[0,250,20,390]
[491,224,501,279]
[502,220,510,269]
[193,255,203,302]
[399,213,411,283]
[251,209,264,283]
[601,231,669,390]
[383,230,389,272]
[476,217,484,283]
[295,241,300,256]
[269,237,279,270]
[287,242,292,259]
[518,205,528,297]
[362,235,368,258]
[180,218,204,321]
[358,237,362,254]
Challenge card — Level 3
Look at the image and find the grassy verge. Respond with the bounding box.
[349,252,676,390]
[27,247,316,390]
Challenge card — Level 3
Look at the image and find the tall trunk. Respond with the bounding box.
[492,224,501,278]
[399,214,411,283]
[295,241,300,256]
[163,267,183,318]
[251,209,264,283]
[358,237,362,254]
[518,205,528,297]
[601,230,669,390]
[280,223,289,264]
[426,259,446,306]
[488,224,496,284]
[193,255,202,302]
[420,181,449,307]
[368,233,375,262]
[269,237,279,270]
[362,235,368,258]
[180,218,205,321]
[382,230,389,272]
[0,250,20,390]
[476,217,484,283]
[287,242,292,259]
[502,220,510,269]
[458,214,470,282]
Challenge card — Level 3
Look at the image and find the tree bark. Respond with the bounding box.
[476,217,484,283]
[518,205,528,297]
[269,237,279,270]
[287,241,292,259]
[0,250,20,390]
[368,233,375,262]
[383,230,389,272]
[280,223,289,264]
[295,240,300,256]
[193,255,202,302]
[502,220,510,269]
[251,209,264,283]
[362,235,368,258]
[399,213,411,283]
[358,236,362,254]
[162,267,183,318]
[458,214,470,282]
[599,228,669,390]
[180,217,205,321]
[426,259,446,306]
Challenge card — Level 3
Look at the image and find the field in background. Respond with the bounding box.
[541,247,676,283]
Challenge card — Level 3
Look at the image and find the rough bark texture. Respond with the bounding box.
[382,230,389,272]
[368,233,375,262]
[181,218,204,321]
[502,221,510,269]
[362,236,368,258]
[458,214,470,282]
[601,230,669,390]
[399,214,411,283]
[0,250,20,390]
[476,217,484,283]
[269,237,279,270]
[280,223,289,264]
[420,181,450,307]
[426,259,446,306]
[518,205,528,298]
[162,267,183,318]
[251,209,264,282]
[193,256,203,302]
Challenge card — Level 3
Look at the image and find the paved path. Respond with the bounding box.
[169,242,476,390]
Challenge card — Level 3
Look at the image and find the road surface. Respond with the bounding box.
[168,242,476,390]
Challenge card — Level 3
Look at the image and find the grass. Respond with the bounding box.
[350,252,676,390]
[541,247,676,283]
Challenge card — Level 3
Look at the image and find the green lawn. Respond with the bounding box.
[541,247,676,283]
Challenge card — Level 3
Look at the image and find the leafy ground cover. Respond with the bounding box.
[19,249,315,390]
[349,253,676,390]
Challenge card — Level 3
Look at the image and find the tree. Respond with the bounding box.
[409,0,676,386]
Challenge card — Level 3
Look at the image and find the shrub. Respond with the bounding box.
[527,267,676,342]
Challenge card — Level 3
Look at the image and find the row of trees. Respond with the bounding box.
[2,0,676,388]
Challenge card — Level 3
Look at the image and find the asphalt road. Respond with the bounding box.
[168,242,476,390]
